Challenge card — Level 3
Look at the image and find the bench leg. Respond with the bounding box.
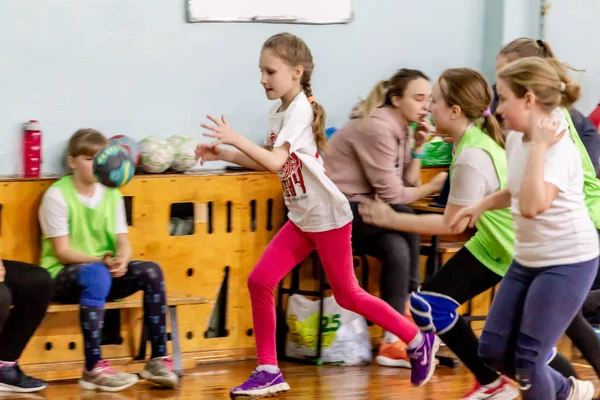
[169,305,184,376]
[135,320,149,361]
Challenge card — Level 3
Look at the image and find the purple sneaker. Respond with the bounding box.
[230,368,290,398]
[406,332,441,386]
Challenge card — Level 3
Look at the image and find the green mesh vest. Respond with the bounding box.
[450,126,515,277]
[562,108,600,229]
[40,176,121,278]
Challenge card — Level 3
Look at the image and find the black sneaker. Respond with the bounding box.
[0,363,47,393]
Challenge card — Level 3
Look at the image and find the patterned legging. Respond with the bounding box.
[53,261,167,370]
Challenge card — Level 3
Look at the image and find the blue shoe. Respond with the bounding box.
[0,363,47,393]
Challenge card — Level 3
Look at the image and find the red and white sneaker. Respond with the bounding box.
[461,376,519,400]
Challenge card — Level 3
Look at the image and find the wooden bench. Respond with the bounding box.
[47,297,208,376]
[420,240,465,278]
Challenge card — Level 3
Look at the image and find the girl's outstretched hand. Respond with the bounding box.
[202,115,242,147]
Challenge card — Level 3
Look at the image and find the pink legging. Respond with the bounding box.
[248,221,419,365]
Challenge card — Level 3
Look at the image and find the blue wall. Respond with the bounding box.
[2,0,493,174]
[544,0,600,114]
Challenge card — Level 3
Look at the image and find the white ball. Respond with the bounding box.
[138,136,175,173]
[167,135,197,172]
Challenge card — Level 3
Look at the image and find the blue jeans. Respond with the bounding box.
[478,257,599,400]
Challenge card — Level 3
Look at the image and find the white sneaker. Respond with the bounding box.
[139,357,179,388]
[567,376,595,400]
[460,376,519,400]
[79,360,138,392]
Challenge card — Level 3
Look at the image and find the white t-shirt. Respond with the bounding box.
[39,183,128,238]
[506,107,599,267]
[264,92,353,232]
[448,147,500,206]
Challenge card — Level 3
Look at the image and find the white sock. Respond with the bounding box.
[383,331,400,344]
[407,331,424,350]
[257,364,279,373]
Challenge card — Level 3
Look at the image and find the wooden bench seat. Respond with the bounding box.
[47,297,207,313]
[421,241,466,253]
[420,240,466,278]
[47,297,208,375]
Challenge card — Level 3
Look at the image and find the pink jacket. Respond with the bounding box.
[323,106,420,204]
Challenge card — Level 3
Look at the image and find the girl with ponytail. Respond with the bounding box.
[451,57,598,399]
[198,33,441,398]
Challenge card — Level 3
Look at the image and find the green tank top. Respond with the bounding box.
[562,108,600,229]
[40,176,121,278]
[450,126,515,277]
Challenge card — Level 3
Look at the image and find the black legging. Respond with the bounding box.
[421,247,579,385]
[350,202,420,313]
[0,260,53,361]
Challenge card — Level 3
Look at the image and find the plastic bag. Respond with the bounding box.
[285,294,372,365]
[422,139,453,167]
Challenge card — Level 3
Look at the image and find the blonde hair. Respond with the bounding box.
[262,33,326,150]
[68,128,108,157]
[497,57,581,111]
[499,38,555,62]
[439,68,505,148]
[356,69,429,119]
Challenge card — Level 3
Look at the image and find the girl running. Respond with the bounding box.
[196,32,439,399]
[452,57,598,399]
[494,37,600,379]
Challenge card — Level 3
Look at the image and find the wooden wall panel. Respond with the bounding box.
[0,167,494,375]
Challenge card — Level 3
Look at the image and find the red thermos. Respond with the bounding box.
[23,120,42,178]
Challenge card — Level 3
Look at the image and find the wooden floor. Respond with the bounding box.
[6,352,599,400]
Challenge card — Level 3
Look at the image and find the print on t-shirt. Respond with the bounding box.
[268,132,308,202]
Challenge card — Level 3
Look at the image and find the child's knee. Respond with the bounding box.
[478,331,507,370]
[514,333,543,387]
[25,267,54,307]
[332,288,359,311]
[247,270,262,291]
[33,267,54,302]
[132,261,164,282]
[247,268,276,294]
[78,262,112,307]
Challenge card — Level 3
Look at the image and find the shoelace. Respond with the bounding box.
[94,360,118,375]
[248,369,264,380]
[161,357,174,371]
